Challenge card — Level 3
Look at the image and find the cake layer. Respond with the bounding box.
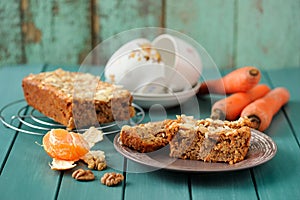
[168,116,252,164]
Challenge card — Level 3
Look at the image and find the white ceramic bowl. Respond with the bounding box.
[105,34,202,94]
[152,34,202,92]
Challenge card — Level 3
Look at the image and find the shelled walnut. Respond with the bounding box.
[87,158,107,171]
[101,172,124,186]
[81,150,106,171]
[72,169,95,181]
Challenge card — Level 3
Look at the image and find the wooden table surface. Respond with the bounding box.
[0,65,299,200]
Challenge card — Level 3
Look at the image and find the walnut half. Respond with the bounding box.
[101,172,124,186]
[72,169,95,181]
[89,159,107,171]
[81,150,106,171]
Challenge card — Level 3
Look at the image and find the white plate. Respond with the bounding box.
[132,83,201,108]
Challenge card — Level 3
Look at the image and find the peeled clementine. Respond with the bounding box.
[43,129,90,161]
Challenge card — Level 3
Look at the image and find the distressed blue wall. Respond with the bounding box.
[0,0,299,69]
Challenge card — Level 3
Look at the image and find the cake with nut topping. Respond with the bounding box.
[120,115,252,164]
[168,115,252,164]
[22,68,135,129]
[120,120,177,153]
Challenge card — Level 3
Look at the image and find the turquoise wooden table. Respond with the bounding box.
[0,65,299,200]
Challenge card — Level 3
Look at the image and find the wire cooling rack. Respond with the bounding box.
[0,99,145,136]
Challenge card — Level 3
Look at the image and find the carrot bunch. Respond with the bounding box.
[198,66,290,132]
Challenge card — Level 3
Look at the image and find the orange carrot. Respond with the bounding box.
[241,87,290,131]
[211,84,271,120]
[198,66,261,95]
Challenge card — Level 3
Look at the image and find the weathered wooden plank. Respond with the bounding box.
[165,0,236,69]
[0,65,46,199]
[58,136,125,200]
[21,0,50,64]
[0,66,299,200]
[265,68,300,143]
[0,132,61,199]
[22,0,91,65]
[252,108,300,199]
[96,0,163,41]
[244,69,300,199]
[125,162,190,200]
[0,65,44,165]
[0,0,23,66]
[236,0,300,70]
[191,170,257,200]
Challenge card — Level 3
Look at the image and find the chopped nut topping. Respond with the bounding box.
[101,172,124,186]
[30,68,130,102]
[72,169,95,181]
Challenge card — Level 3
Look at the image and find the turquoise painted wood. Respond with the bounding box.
[57,140,125,200]
[166,0,236,69]
[97,0,163,41]
[0,65,43,166]
[0,66,300,200]
[0,130,61,200]
[125,169,190,200]
[253,113,300,199]
[21,0,91,65]
[0,65,49,199]
[191,171,257,200]
[236,0,300,70]
[0,1,23,65]
[266,69,300,140]
[248,70,300,199]
[0,0,299,70]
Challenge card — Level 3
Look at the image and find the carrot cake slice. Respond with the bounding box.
[119,119,177,153]
[168,115,252,164]
[119,115,251,164]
